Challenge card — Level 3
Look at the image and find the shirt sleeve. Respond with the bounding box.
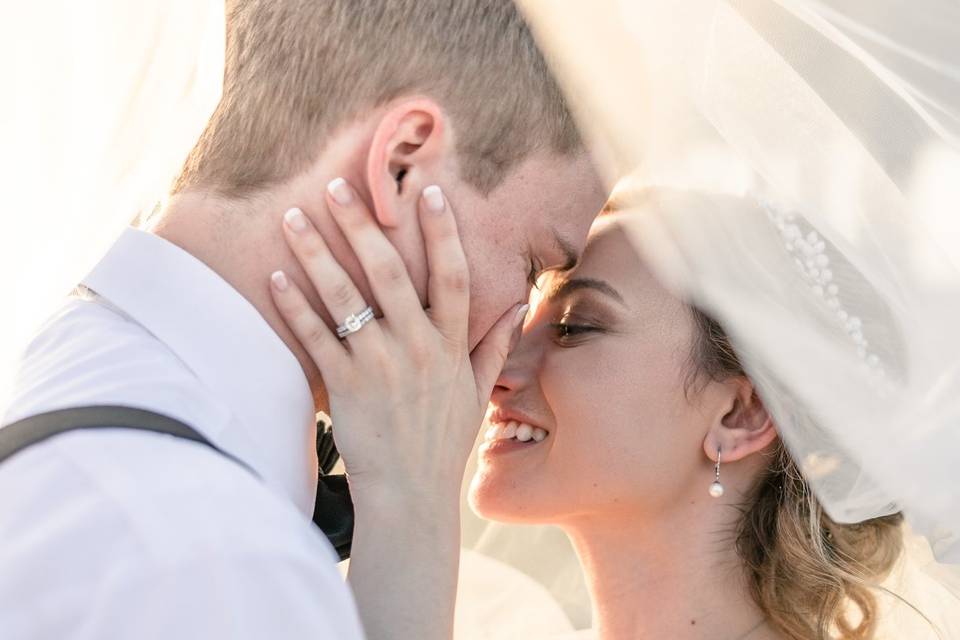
[78,548,365,640]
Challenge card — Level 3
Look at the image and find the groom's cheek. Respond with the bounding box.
[465,282,528,353]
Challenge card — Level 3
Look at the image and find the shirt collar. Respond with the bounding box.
[82,227,318,516]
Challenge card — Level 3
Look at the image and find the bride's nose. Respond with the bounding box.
[491,328,543,398]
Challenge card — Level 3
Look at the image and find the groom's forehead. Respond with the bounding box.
[476,148,607,255]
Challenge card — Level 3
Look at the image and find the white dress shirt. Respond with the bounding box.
[0,228,365,639]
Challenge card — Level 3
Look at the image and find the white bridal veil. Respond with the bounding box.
[460,0,960,638]
[0,1,224,406]
[3,1,959,638]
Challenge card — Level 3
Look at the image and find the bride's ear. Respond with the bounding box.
[703,377,778,463]
[365,98,447,228]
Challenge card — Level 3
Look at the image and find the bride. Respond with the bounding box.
[467,190,904,640]
[271,184,925,640]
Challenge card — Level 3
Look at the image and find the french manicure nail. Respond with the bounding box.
[327,177,354,206]
[515,304,530,327]
[423,185,445,213]
[271,270,289,291]
[284,208,308,233]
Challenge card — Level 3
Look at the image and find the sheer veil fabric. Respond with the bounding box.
[0,1,224,406]
[457,1,960,637]
[4,2,959,638]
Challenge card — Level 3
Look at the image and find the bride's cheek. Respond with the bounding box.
[539,349,603,452]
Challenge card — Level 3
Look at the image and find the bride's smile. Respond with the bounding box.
[470,211,728,528]
[467,194,907,640]
[480,406,551,450]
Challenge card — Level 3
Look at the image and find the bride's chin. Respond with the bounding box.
[467,470,550,523]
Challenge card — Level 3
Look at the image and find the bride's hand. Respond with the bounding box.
[270,179,524,640]
[270,179,525,509]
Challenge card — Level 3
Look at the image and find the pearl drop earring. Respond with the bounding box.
[709,447,725,498]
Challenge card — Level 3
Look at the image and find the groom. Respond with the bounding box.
[0,1,605,639]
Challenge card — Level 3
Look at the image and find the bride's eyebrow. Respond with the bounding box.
[547,277,626,306]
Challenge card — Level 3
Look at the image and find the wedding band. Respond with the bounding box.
[336,306,375,339]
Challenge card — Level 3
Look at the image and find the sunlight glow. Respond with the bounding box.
[0,1,224,403]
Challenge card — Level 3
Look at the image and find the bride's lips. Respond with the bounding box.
[479,407,551,457]
[487,408,549,434]
[479,436,542,456]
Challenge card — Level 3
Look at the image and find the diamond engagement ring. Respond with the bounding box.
[336,306,375,339]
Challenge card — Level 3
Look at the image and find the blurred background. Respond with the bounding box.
[0,1,225,406]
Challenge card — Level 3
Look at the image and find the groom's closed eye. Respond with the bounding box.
[551,230,580,273]
[529,230,580,285]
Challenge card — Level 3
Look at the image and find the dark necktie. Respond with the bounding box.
[313,419,353,561]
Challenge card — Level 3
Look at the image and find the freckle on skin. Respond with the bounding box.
[691,620,696,626]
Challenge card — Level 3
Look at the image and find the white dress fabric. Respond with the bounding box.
[0,228,364,639]
[457,549,579,639]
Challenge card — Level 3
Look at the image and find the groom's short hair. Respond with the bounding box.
[172,0,582,198]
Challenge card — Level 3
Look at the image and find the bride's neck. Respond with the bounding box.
[562,503,774,640]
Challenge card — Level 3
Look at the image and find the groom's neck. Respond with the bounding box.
[148,119,384,413]
[150,183,335,412]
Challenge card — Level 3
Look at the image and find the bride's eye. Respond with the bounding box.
[550,320,601,344]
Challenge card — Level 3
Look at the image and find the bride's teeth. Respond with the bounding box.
[515,423,534,442]
[488,420,550,443]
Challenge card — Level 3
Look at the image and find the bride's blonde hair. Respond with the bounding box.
[689,309,904,640]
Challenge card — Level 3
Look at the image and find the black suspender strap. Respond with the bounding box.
[0,405,256,477]
[0,405,354,560]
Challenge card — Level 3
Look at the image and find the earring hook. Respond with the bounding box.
[709,446,725,498]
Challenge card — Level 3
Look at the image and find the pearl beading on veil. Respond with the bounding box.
[761,200,886,380]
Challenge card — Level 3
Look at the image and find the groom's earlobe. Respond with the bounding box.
[366,98,446,228]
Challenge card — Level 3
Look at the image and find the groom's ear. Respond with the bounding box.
[366,98,447,228]
[703,377,778,463]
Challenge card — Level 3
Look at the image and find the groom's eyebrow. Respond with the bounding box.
[552,230,580,272]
